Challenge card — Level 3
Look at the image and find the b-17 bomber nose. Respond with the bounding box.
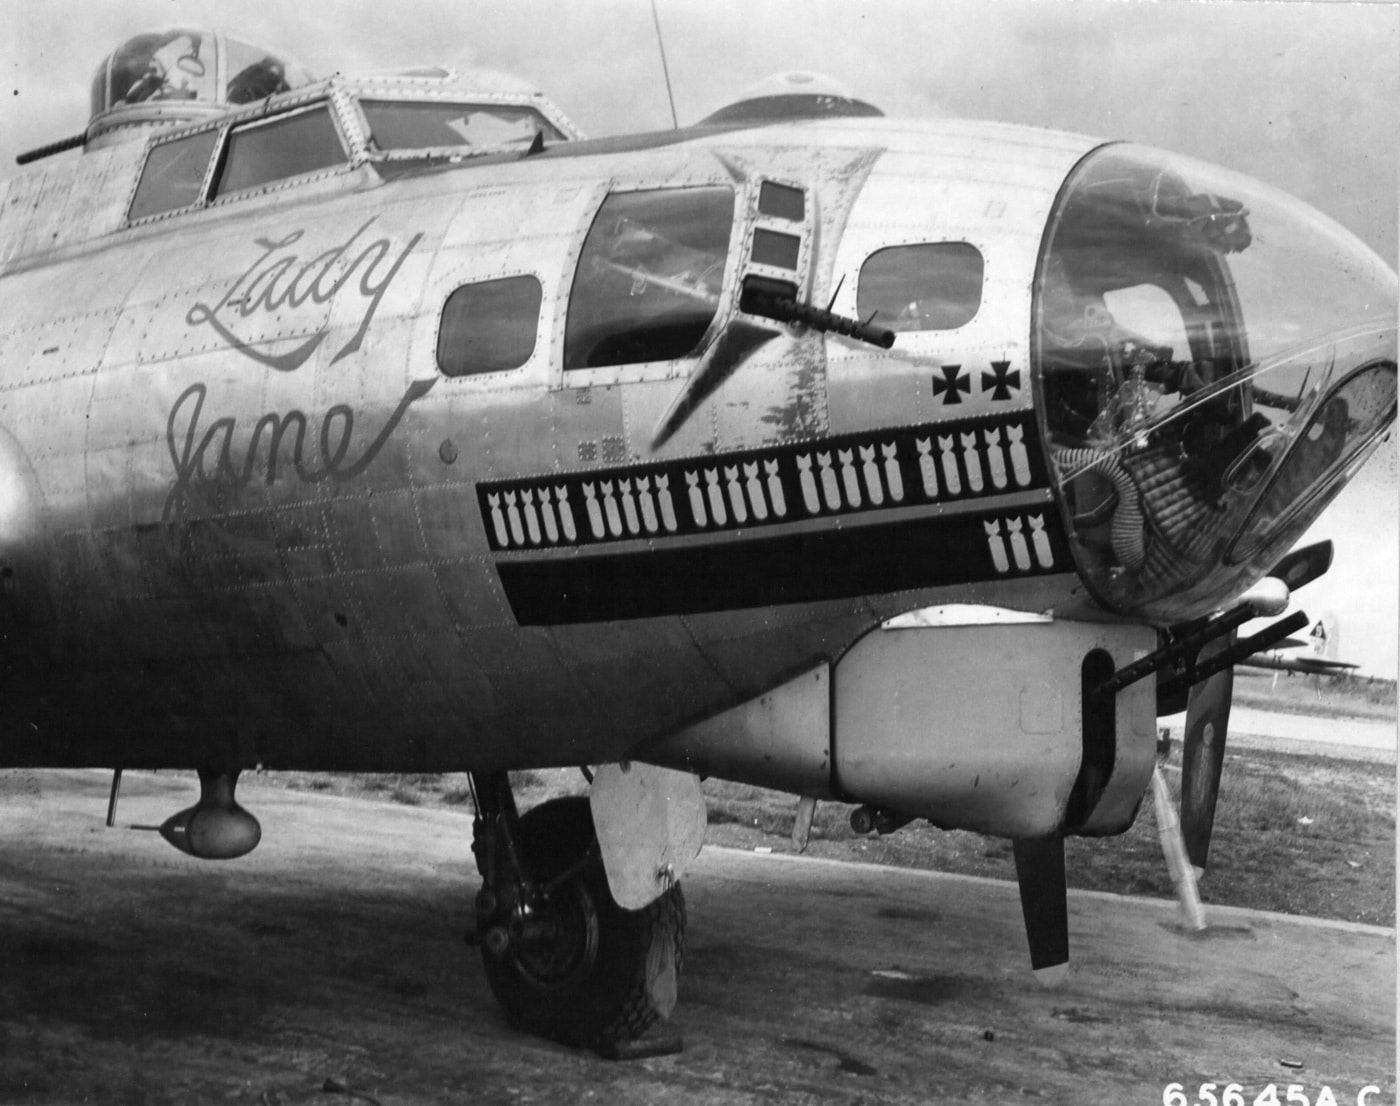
[1033,143,1397,622]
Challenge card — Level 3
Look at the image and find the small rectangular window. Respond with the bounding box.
[758,182,804,222]
[361,100,563,150]
[751,229,801,270]
[859,243,985,331]
[129,129,219,220]
[214,105,345,197]
[438,276,542,377]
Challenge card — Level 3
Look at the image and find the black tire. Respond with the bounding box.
[479,796,686,1048]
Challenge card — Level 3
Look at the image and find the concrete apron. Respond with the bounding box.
[0,769,1393,1105]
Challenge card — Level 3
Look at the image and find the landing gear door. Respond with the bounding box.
[590,762,706,910]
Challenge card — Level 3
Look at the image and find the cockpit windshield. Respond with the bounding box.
[1035,144,1397,620]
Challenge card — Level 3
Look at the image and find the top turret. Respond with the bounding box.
[87,29,314,145]
[699,71,883,125]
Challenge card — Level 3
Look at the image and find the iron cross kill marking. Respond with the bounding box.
[982,360,1021,401]
[932,364,969,405]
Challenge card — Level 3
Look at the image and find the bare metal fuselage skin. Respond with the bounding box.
[0,117,1073,773]
[0,98,1393,844]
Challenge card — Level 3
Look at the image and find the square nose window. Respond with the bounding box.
[858,242,984,331]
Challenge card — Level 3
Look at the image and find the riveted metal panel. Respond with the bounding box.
[827,132,1097,435]
[643,663,833,798]
[833,618,1156,837]
[0,144,143,267]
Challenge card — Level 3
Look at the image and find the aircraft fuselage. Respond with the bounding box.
[0,88,1393,791]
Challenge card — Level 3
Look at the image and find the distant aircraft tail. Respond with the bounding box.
[1308,610,1340,661]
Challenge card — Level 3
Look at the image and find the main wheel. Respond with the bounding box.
[479,796,686,1049]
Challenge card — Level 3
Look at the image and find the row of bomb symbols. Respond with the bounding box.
[487,486,580,548]
[685,461,787,528]
[487,462,791,548]
[917,426,1034,497]
[487,477,679,548]
[796,425,1035,515]
[796,445,903,513]
[986,514,1056,574]
[483,418,1043,550]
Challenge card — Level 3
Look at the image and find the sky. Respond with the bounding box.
[0,0,1397,675]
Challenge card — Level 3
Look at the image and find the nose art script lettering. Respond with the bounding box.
[185,218,423,371]
[162,378,437,531]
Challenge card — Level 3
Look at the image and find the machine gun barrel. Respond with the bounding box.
[17,132,87,166]
[1093,605,1255,702]
[740,281,895,349]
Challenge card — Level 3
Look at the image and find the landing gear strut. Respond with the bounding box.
[468,772,686,1050]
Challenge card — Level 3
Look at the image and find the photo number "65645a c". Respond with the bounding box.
[1163,1084,1389,1106]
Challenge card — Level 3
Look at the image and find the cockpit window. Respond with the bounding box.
[857,243,984,332]
[213,105,346,197]
[361,100,563,150]
[437,276,543,377]
[564,187,734,370]
[129,128,218,221]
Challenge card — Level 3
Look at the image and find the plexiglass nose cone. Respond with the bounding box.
[1033,143,1397,621]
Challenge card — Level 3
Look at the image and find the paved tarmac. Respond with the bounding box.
[0,769,1394,1106]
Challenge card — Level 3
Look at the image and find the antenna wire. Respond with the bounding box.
[650,0,680,130]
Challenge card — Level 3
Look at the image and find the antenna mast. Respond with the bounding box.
[650,0,680,130]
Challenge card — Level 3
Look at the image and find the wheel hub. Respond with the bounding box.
[509,884,599,988]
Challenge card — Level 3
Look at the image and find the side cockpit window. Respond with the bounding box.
[858,243,984,332]
[213,104,345,197]
[564,187,734,370]
[437,276,543,377]
[129,128,219,220]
